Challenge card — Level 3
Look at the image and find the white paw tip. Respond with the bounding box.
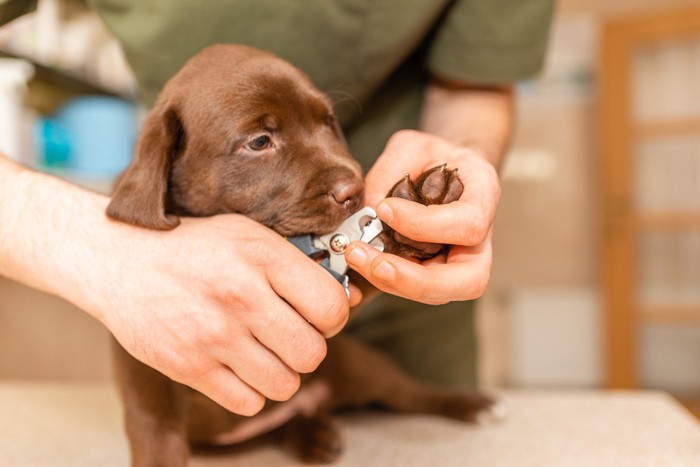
[477,397,509,425]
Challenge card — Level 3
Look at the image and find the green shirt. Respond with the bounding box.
[2,0,553,168]
[1,0,554,388]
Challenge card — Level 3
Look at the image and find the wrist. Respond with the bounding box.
[419,81,514,173]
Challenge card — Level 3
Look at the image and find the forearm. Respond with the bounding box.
[0,154,111,318]
[0,153,352,414]
[419,78,515,172]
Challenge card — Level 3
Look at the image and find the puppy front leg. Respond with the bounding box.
[113,340,190,467]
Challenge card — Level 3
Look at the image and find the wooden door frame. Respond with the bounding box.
[599,6,700,388]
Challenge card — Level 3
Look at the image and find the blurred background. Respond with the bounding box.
[0,0,698,417]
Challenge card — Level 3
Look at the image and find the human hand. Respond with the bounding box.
[79,212,350,416]
[345,130,500,305]
[0,158,352,416]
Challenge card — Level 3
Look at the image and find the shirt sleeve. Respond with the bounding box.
[0,0,36,27]
[427,0,555,84]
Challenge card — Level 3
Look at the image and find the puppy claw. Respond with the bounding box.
[444,168,464,204]
[388,174,418,201]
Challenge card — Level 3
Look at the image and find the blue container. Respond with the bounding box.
[36,96,137,176]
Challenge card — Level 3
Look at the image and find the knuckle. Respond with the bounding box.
[162,354,197,383]
[296,337,327,373]
[197,325,223,349]
[186,360,211,381]
[234,393,266,417]
[492,175,502,200]
[250,240,273,268]
[390,270,429,304]
[321,297,349,332]
[473,223,491,245]
[461,215,490,245]
[269,372,301,401]
[411,280,430,303]
[467,272,491,300]
[387,129,422,149]
[479,270,492,295]
[214,279,249,310]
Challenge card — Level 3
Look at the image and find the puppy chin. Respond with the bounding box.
[247,199,359,237]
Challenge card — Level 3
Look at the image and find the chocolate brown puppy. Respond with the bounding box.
[107,44,497,466]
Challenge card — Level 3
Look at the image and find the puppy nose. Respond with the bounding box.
[331,179,364,209]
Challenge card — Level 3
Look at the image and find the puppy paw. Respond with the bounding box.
[448,392,508,425]
[282,415,343,464]
[381,164,464,260]
[475,395,509,425]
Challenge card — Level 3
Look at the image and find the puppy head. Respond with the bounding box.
[107,44,363,236]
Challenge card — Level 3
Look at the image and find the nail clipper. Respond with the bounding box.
[287,206,384,298]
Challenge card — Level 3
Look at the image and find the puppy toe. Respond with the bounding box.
[284,415,343,464]
[443,392,507,424]
[414,163,448,204]
[387,174,419,201]
[475,395,509,425]
[443,168,464,203]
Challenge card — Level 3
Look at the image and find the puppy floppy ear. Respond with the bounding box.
[107,103,183,230]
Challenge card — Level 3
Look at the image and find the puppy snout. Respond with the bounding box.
[330,179,363,212]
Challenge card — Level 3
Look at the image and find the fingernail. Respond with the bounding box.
[376,201,393,223]
[373,260,396,281]
[346,243,367,266]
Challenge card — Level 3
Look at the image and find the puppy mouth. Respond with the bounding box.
[266,192,365,237]
[271,218,347,237]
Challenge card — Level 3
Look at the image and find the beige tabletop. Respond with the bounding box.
[0,382,699,467]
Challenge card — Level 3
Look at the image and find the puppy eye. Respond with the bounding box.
[247,135,271,151]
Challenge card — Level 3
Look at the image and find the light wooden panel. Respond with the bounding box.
[599,6,700,389]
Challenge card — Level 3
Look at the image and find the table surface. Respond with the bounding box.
[0,382,699,467]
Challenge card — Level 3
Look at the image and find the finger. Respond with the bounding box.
[246,292,328,374]
[422,252,447,266]
[364,151,435,208]
[348,283,363,307]
[221,334,301,402]
[194,365,266,417]
[363,130,457,207]
[376,197,495,246]
[265,239,350,337]
[346,241,491,304]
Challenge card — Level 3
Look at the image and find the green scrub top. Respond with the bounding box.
[1,0,554,389]
[2,0,554,167]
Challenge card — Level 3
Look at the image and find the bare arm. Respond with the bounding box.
[347,79,514,303]
[0,156,105,301]
[420,79,514,171]
[0,154,349,415]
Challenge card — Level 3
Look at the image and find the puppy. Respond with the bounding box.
[107,44,496,466]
